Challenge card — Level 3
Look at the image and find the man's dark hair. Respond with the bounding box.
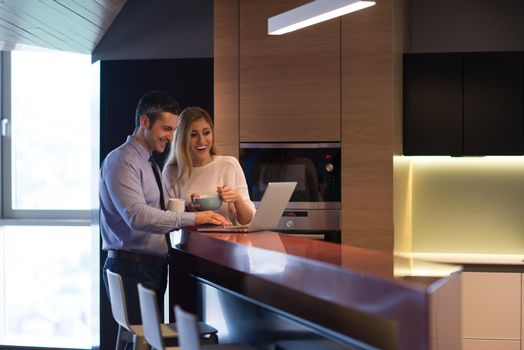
[134,90,181,129]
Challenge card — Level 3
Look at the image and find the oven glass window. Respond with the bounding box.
[240,145,340,203]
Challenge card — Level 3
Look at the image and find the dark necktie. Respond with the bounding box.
[149,156,171,252]
[149,156,166,210]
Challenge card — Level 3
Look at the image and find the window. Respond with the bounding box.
[2,50,92,220]
[0,226,93,348]
[0,49,98,349]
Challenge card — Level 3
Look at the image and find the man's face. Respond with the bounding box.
[142,112,179,153]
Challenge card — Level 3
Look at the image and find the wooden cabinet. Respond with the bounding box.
[403,52,524,156]
[238,0,341,142]
[461,272,522,349]
[340,0,396,251]
[214,0,240,157]
[462,339,520,350]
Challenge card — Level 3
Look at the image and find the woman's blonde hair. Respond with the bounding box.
[164,107,218,187]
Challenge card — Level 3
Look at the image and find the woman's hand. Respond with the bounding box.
[217,185,254,225]
[217,186,240,203]
[189,193,201,211]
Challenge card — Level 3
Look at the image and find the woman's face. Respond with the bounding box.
[189,118,213,166]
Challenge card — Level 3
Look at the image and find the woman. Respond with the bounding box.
[162,107,255,225]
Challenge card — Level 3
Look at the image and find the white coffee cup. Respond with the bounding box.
[167,198,185,213]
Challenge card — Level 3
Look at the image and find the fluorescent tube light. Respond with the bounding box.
[268,0,376,35]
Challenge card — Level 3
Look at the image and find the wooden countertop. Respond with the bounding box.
[170,230,462,350]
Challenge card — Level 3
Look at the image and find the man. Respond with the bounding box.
[100,90,228,329]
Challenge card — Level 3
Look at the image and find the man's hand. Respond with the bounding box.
[195,211,230,226]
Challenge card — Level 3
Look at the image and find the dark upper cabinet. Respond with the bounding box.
[463,52,524,155]
[403,52,524,156]
[403,53,463,155]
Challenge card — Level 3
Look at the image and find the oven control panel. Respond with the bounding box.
[278,209,340,231]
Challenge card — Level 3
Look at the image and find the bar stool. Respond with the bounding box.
[174,304,257,350]
[137,284,221,350]
[107,270,218,350]
[106,270,178,350]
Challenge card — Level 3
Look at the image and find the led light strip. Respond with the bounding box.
[268,0,376,35]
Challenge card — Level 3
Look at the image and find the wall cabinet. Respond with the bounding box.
[403,52,524,155]
[461,272,522,350]
[403,53,463,155]
[463,53,524,155]
[238,0,341,142]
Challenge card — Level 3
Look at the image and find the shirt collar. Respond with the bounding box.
[126,135,151,161]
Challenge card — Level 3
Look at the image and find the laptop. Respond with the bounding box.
[197,181,297,233]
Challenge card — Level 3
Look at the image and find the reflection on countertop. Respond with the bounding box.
[172,230,462,283]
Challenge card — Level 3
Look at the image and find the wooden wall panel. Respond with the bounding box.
[215,0,401,251]
[341,0,395,250]
[238,0,340,142]
[393,0,409,252]
[214,0,239,158]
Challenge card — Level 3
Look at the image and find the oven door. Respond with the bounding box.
[239,143,340,210]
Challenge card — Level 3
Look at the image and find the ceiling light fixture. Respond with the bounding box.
[268,0,376,35]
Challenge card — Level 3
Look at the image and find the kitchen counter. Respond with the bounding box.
[169,230,462,350]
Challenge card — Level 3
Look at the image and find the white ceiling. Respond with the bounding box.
[0,0,126,53]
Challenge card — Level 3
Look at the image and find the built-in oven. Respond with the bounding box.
[239,142,341,242]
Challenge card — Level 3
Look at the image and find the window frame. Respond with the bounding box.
[0,51,90,223]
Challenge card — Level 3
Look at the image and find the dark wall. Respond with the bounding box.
[408,0,524,53]
[92,0,213,61]
[99,58,214,161]
[98,57,213,350]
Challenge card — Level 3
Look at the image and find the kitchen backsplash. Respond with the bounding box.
[395,156,524,254]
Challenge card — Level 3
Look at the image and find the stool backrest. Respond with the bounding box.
[138,283,165,350]
[106,270,132,331]
[174,305,202,350]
